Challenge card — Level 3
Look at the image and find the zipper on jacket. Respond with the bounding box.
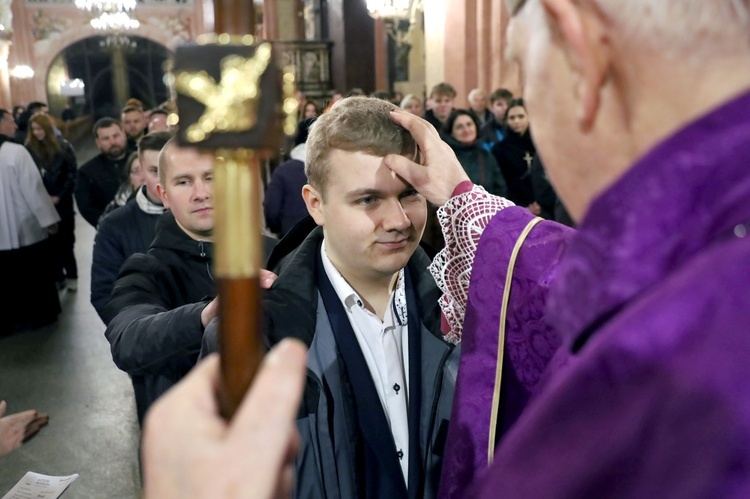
[198,241,214,281]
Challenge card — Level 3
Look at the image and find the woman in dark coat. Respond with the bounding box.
[490,98,539,212]
[445,109,507,197]
[25,113,78,291]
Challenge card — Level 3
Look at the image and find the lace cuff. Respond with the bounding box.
[429,185,514,343]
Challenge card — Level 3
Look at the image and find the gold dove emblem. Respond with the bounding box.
[174,43,273,143]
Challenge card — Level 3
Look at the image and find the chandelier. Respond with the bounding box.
[75,0,136,13]
[100,33,137,50]
[365,0,410,20]
[91,11,140,31]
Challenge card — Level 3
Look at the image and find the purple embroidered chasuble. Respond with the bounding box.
[443,90,750,498]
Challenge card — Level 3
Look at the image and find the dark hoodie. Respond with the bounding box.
[105,211,215,425]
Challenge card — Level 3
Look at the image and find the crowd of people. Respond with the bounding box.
[3,0,750,495]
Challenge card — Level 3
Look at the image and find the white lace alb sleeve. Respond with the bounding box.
[429,185,514,343]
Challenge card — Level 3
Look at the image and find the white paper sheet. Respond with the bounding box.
[2,472,79,499]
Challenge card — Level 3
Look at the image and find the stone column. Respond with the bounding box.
[111,47,130,110]
[0,39,10,108]
[423,0,520,105]
[213,0,256,35]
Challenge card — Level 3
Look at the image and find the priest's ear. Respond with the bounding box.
[302,184,325,227]
[541,0,610,131]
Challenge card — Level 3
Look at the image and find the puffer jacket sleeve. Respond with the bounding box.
[91,214,128,324]
[105,253,208,376]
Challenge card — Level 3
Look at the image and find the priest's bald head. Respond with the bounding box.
[503,0,750,221]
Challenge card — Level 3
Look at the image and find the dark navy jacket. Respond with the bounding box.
[91,189,161,323]
[263,158,309,237]
[203,222,458,498]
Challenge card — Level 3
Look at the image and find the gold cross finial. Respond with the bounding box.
[174,43,273,143]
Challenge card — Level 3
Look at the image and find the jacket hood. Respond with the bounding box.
[150,211,213,261]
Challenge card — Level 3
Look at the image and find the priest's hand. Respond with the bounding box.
[142,340,307,499]
[384,110,470,206]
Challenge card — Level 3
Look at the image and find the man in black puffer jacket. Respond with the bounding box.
[105,140,217,426]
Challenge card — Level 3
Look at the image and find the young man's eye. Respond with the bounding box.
[358,196,376,205]
[401,189,419,199]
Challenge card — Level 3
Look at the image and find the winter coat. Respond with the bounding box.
[202,221,459,498]
[91,190,162,323]
[105,211,215,425]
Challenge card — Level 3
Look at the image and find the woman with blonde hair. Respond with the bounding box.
[25,113,78,291]
[400,93,424,116]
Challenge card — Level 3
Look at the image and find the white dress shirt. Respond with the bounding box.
[321,240,411,484]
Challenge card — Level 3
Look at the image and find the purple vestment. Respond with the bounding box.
[446,90,750,498]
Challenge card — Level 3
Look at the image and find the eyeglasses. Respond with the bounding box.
[505,0,528,16]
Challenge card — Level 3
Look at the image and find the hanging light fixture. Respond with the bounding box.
[90,11,140,31]
[365,0,410,20]
[100,33,137,50]
[10,66,35,79]
[75,0,136,13]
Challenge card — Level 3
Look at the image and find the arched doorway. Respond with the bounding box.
[46,35,172,119]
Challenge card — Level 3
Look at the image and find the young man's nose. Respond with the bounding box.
[382,199,411,232]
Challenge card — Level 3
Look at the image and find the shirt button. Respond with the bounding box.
[357,299,363,307]
[397,449,404,460]
[393,383,401,394]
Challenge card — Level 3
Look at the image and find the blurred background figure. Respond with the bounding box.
[99,152,143,222]
[25,113,79,292]
[467,88,492,127]
[445,109,507,197]
[264,118,314,238]
[400,94,424,116]
[0,109,61,334]
[480,88,513,151]
[121,105,147,152]
[147,109,170,133]
[423,82,456,131]
[295,90,307,121]
[302,101,319,119]
[491,98,539,214]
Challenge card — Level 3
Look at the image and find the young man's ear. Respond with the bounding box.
[301,184,325,226]
[156,183,169,208]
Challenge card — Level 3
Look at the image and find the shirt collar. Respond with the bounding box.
[320,238,407,325]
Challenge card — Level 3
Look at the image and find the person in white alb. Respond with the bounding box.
[201,96,459,499]
[0,109,62,334]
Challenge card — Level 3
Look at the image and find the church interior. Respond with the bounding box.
[0,0,521,496]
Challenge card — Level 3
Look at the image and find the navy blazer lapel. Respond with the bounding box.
[404,267,424,499]
[315,251,408,497]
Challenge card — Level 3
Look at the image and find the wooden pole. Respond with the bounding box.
[213,0,256,36]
